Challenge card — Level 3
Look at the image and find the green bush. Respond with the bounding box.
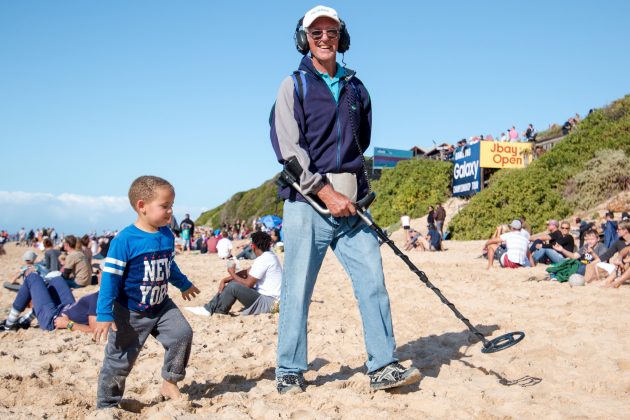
[196,177,283,228]
[448,94,630,239]
[370,159,453,226]
[565,149,630,210]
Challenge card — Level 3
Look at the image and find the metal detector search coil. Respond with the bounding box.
[278,157,525,354]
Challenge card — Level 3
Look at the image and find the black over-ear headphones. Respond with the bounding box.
[294,17,350,55]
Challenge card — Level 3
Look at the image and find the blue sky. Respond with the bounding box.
[1,1,629,234]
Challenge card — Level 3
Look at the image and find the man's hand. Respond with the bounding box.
[93,321,117,343]
[316,184,356,217]
[552,243,563,252]
[182,285,200,301]
[218,279,228,293]
[54,314,70,329]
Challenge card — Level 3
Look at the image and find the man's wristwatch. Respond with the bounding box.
[67,321,75,331]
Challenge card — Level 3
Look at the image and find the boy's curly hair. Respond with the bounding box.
[128,176,174,210]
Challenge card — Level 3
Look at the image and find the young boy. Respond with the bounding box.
[94,176,200,409]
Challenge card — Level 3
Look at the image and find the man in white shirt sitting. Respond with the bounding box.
[485,220,534,269]
[216,231,233,259]
[205,231,282,315]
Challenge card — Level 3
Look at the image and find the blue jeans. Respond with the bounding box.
[533,248,565,264]
[276,201,396,377]
[13,273,75,331]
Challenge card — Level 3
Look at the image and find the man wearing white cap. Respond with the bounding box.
[485,220,534,269]
[270,5,421,394]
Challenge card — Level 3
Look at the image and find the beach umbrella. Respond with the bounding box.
[259,215,282,229]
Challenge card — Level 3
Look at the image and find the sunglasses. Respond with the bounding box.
[560,226,570,230]
[307,28,340,40]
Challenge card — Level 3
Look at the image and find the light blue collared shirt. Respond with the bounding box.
[316,63,345,103]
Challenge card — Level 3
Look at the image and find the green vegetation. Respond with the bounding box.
[565,149,630,211]
[536,124,564,141]
[196,177,283,228]
[449,94,630,239]
[370,159,453,226]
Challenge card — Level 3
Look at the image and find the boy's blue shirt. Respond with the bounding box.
[96,224,192,322]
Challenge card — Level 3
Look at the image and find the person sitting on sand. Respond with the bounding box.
[205,231,282,315]
[584,220,630,283]
[61,235,92,288]
[43,237,62,273]
[600,245,630,288]
[482,224,510,260]
[216,230,233,259]
[530,220,573,265]
[0,268,100,332]
[485,220,534,269]
[551,229,607,275]
[426,223,442,251]
[4,250,47,291]
[403,228,422,251]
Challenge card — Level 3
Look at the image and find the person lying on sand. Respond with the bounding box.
[0,269,98,332]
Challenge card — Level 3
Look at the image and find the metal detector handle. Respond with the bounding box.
[289,181,376,223]
[280,157,376,219]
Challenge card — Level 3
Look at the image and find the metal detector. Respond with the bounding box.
[277,158,524,354]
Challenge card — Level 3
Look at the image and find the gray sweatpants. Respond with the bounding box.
[96,299,193,409]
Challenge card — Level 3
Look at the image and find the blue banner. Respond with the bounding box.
[452,142,481,197]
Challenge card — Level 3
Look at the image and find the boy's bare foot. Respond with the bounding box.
[160,380,182,401]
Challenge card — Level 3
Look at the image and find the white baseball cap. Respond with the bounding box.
[510,220,522,230]
[303,5,340,28]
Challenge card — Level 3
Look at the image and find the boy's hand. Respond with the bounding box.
[93,321,117,343]
[181,285,200,301]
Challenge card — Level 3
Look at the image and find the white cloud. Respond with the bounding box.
[0,191,135,234]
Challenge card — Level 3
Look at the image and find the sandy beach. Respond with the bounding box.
[1,227,629,419]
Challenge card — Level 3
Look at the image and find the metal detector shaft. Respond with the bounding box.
[359,214,489,345]
[278,159,524,353]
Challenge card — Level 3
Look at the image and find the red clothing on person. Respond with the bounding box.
[207,236,219,253]
[501,254,522,268]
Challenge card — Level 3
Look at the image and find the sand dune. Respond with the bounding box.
[1,236,628,418]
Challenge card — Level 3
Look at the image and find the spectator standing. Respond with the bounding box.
[427,205,435,226]
[524,124,537,142]
[602,211,619,248]
[435,204,446,236]
[180,214,195,252]
[508,126,519,142]
[400,214,411,240]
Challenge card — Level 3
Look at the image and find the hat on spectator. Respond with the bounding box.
[303,5,340,28]
[622,212,630,221]
[510,220,522,230]
[547,220,559,227]
[22,250,38,263]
